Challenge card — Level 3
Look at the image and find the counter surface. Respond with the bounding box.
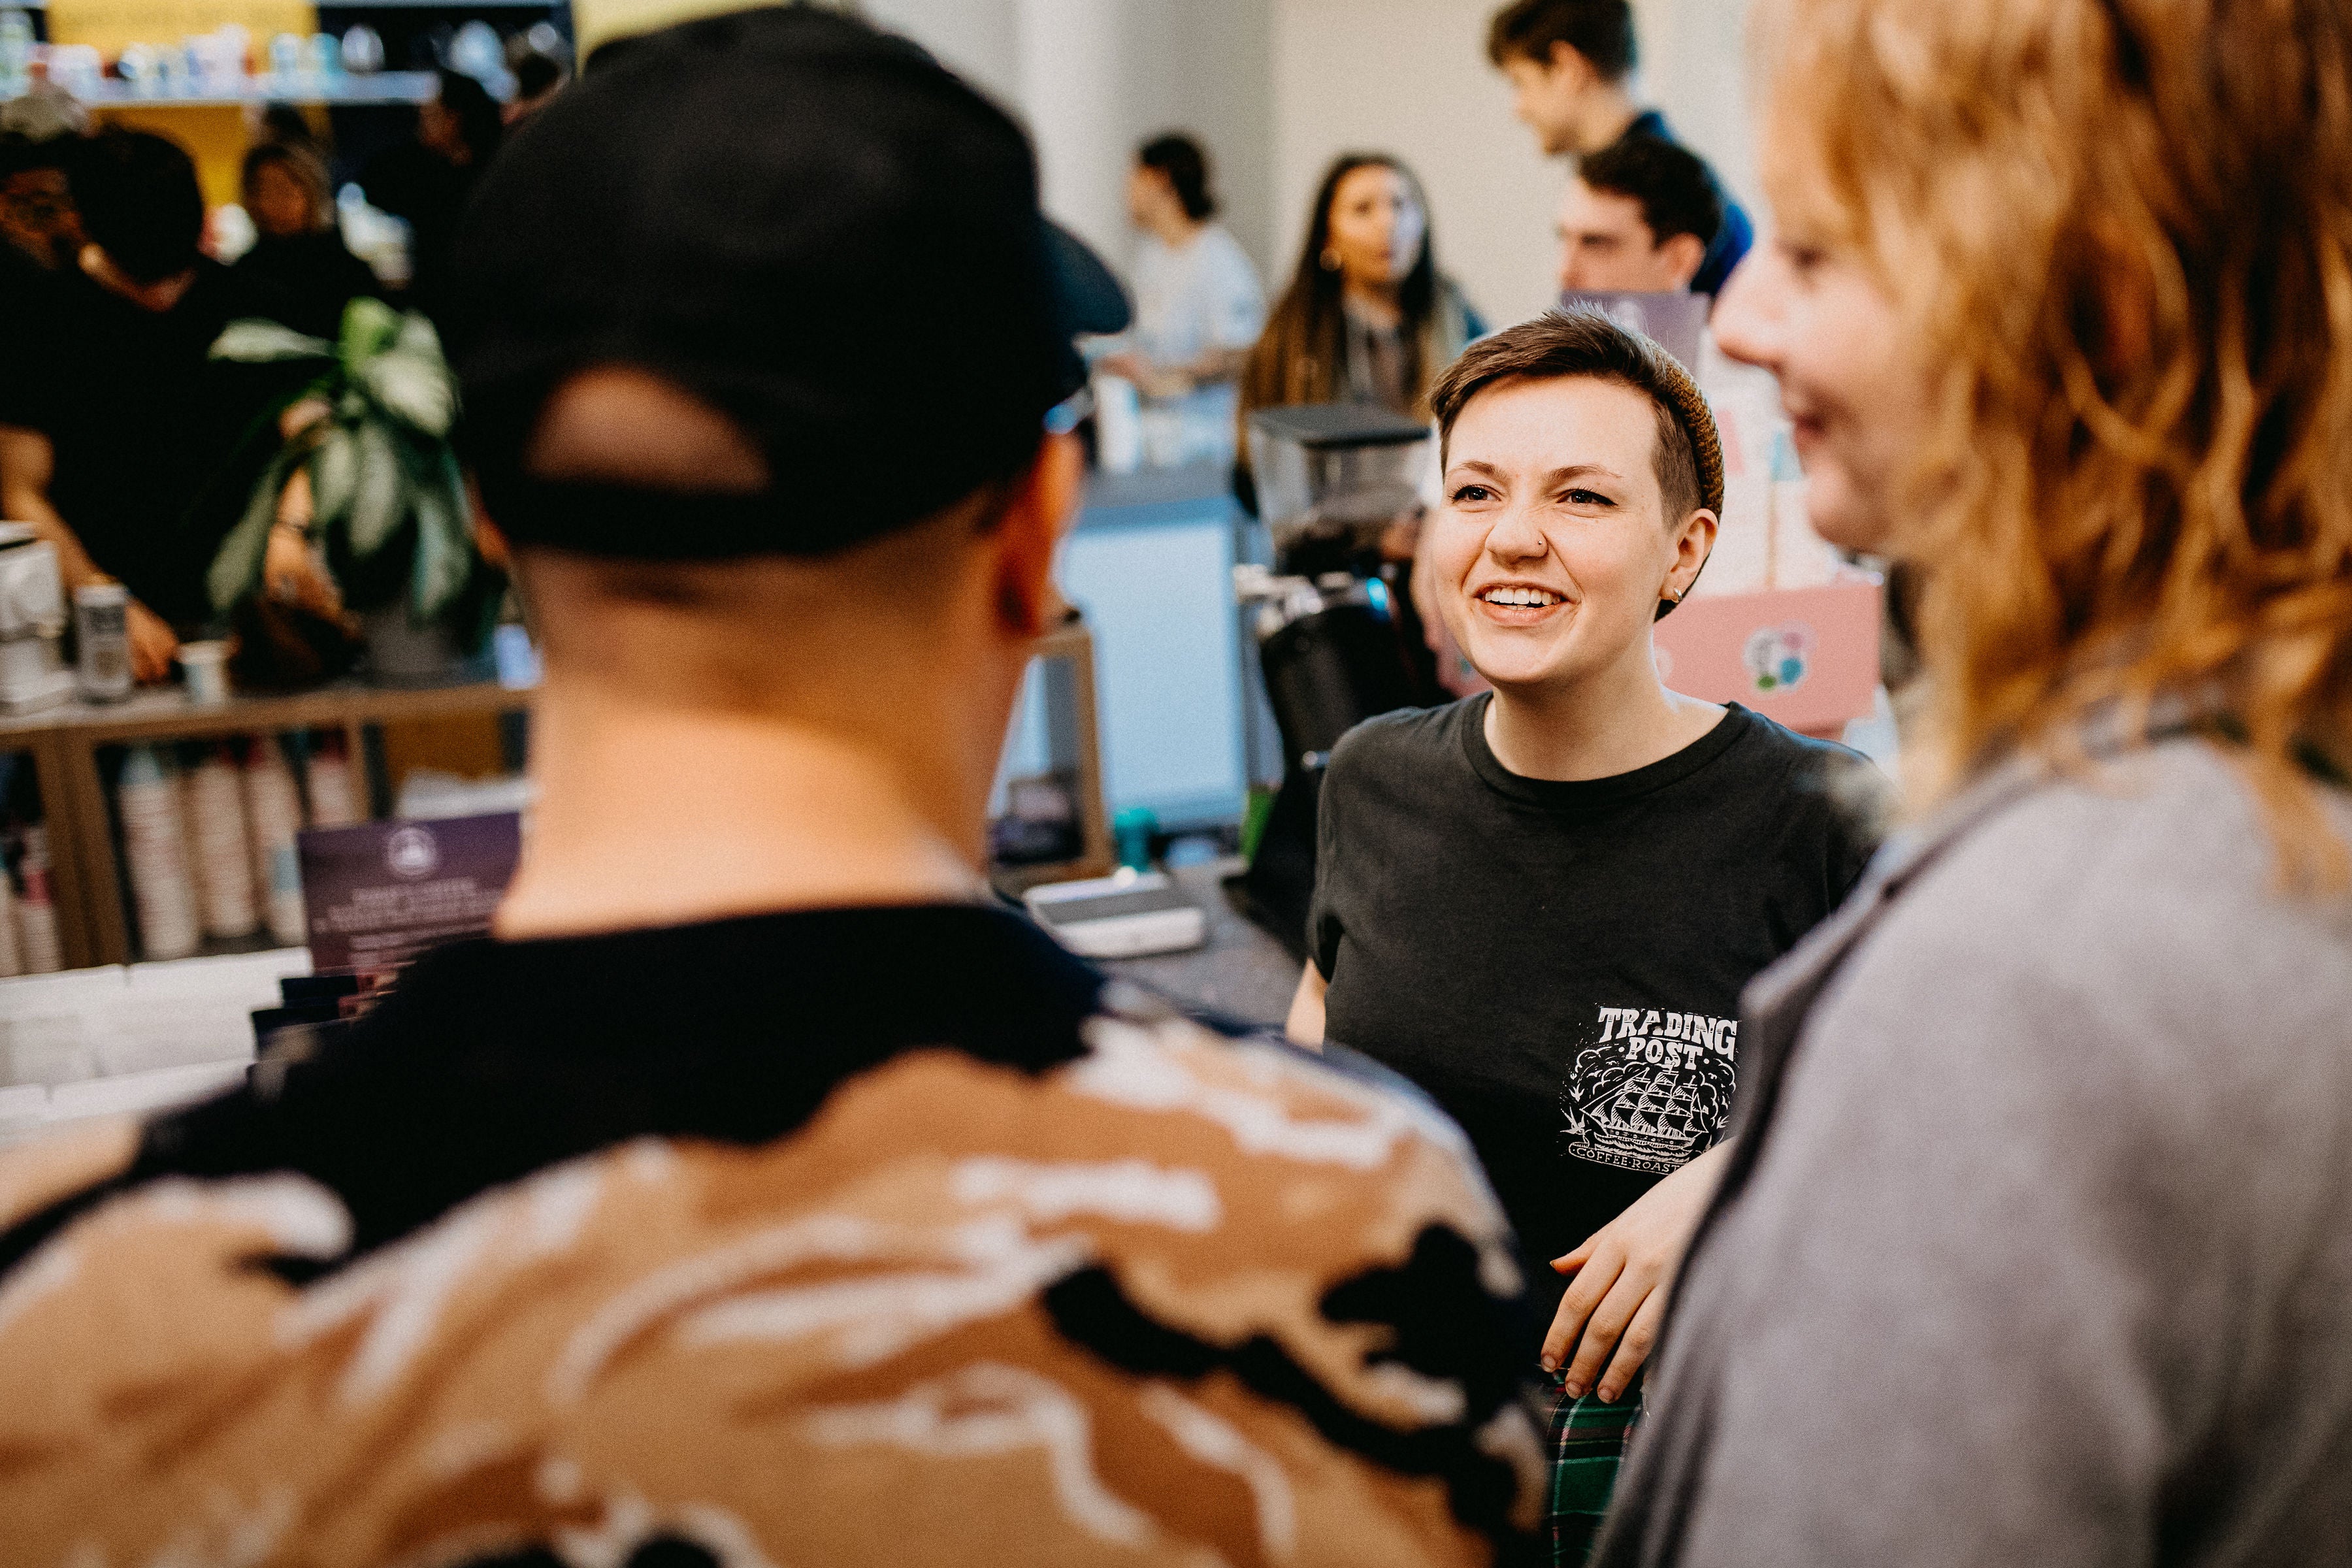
[1099,857,1299,1031]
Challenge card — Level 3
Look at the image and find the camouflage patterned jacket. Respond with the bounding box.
[0,904,1544,1567]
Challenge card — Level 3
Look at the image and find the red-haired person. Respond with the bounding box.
[1595,1,2352,1563]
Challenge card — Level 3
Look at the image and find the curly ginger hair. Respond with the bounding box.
[1759,0,2352,883]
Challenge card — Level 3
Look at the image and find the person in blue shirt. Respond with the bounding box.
[1486,0,1754,295]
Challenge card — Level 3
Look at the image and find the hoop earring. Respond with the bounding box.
[1320,248,1343,272]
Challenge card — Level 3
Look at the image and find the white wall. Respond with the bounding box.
[1633,0,1759,216]
[858,0,1021,105]
[1271,0,1557,330]
[862,0,1277,279]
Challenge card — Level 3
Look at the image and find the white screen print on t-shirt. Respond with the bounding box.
[1562,1005,1740,1176]
[1309,698,1884,1338]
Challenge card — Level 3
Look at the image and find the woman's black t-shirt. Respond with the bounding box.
[1311,697,1883,1339]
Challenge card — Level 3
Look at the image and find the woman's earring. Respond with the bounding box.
[1320,248,1343,272]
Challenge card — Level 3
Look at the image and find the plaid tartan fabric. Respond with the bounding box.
[1546,1373,1645,1567]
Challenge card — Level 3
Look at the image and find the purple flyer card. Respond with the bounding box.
[297,813,522,975]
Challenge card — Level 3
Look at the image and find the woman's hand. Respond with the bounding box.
[265,465,344,619]
[1542,1139,1731,1401]
[125,598,179,685]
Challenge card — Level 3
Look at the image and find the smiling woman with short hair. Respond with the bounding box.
[1285,308,1888,1561]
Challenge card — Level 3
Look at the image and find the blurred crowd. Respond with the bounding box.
[0,36,563,683]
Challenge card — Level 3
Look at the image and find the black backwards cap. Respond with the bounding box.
[446,5,1130,560]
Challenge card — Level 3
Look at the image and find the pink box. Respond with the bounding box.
[1654,581,1884,738]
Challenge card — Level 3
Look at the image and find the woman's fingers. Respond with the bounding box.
[1540,1243,1623,1375]
[1561,1264,1652,1401]
[126,600,178,685]
[1594,1288,1668,1404]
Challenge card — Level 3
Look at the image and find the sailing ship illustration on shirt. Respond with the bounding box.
[1560,1004,1739,1175]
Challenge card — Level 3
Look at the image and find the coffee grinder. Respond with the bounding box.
[1232,404,1445,951]
[0,525,76,714]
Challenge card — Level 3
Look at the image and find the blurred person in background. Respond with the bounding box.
[1240,152,1482,430]
[360,67,502,327]
[0,133,78,274]
[1099,132,1264,407]
[1595,0,2352,1563]
[0,11,1548,1562]
[0,132,79,314]
[0,88,89,321]
[254,101,324,159]
[1488,0,1752,295]
[1557,135,1720,296]
[0,131,315,682]
[235,139,381,338]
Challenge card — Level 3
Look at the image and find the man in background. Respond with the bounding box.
[1557,135,1720,295]
[1488,0,1752,295]
[0,10,1546,1563]
[0,130,306,681]
[359,67,502,327]
[0,90,86,282]
[0,86,90,357]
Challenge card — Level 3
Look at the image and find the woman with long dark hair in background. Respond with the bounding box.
[1240,152,1483,431]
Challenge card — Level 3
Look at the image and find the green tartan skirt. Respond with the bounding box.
[1546,1371,1646,1567]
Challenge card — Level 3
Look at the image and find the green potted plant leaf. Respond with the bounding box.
[207,297,505,684]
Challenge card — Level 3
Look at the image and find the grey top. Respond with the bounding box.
[1595,735,2352,1568]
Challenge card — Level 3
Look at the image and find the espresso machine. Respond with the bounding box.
[1231,404,1445,951]
[0,525,75,714]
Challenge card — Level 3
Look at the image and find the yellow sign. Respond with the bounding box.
[44,1,318,59]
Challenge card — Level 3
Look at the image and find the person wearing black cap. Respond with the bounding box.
[1284,311,1884,1563]
[0,10,1547,1564]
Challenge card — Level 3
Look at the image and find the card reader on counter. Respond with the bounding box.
[1024,871,1207,959]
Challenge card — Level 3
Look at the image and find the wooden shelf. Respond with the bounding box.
[0,623,1111,972]
[0,676,534,970]
[0,676,528,746]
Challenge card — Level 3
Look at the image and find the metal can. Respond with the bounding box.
[73,580,133,702]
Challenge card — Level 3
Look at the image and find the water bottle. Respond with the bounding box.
[242,736,307,947]
[188,743,259,940]
[14,824,61,975]
[118,745,201,960]
[303,730,364,827]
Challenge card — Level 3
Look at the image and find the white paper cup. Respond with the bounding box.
[178,641,232,706]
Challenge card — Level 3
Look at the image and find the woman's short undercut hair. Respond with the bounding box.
[1429,309,1724,523]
